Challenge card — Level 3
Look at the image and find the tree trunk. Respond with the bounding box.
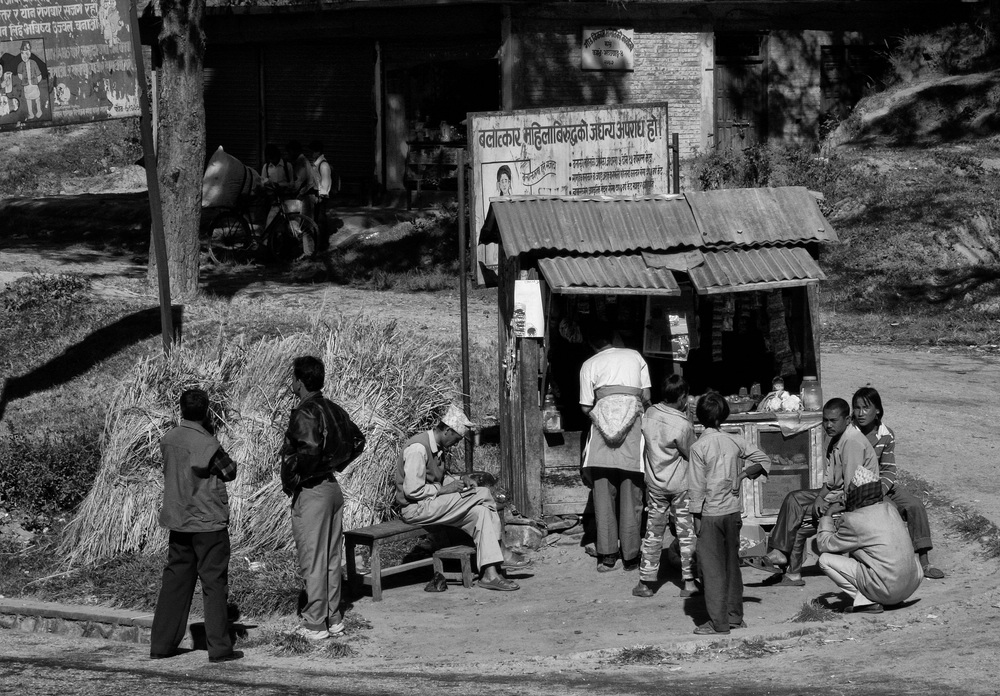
[148,0,205,298]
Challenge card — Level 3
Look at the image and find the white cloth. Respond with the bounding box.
[578,347,650,407]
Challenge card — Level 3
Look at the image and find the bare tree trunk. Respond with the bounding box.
[147,0,205,298]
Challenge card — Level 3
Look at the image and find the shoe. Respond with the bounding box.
[923,565,945,580]
[596,560,619,573]
[327,622,345,637]
[149,651,178,659]
[852,603,884,614]
[478,576,519,591]
[295,626,332,641]
[777,575,806,587]
[745,556,784,574]
[424,572,448,592]
[632,581,655,598]
[622,558,640,572]
[730,620,748,629]
[208,650,244,663]
[502,555,533,570]
[693,622,730,635]
[679,585,702,598]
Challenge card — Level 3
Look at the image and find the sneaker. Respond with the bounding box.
[597,556,620,573]
[327,622,345,637]
[693,622,729,635]
[730,620,748,629]
[295,626,332,641]
[632,581,655,597]
[208,650,244,663]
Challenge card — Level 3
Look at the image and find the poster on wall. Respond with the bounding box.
[512,279,544,338]
[644,293,693,361]
[469,102,670,284]
[581,28,634,72]
[0,0,139,131]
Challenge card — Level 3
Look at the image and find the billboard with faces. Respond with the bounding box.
[0,0,139,131]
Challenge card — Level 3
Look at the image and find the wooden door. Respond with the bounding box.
[714,33,768,151]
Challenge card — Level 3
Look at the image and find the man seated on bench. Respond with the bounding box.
[394,404,527,591]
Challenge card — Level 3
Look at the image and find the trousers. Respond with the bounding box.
[150,529,233,659]
[639,487,696,582]
[591,467,644,561]
[768,488,820,574]
[291,478,345,631]
[698,513,743,632]
[402,487,504,568]
[888,487,932,553]
[818,552,877,608]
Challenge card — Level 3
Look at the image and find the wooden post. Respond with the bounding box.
[458,149,473,473]
[129,0,174,353]
[672,133,680,194]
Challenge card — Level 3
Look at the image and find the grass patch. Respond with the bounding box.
[235,626,358,658]
[726,637,786,659]
[791,601,840,623]
[609,645,668,665]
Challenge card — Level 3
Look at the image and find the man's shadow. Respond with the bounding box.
[0,304,182,422]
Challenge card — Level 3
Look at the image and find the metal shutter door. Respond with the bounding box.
[204,45,261,169]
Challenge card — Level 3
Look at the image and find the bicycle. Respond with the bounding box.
[202,187,318,264]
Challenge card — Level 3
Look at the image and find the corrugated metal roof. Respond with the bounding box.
[686,187,837,246]
[480,187,837,258]
[688,246,825,294]
[480,194,701,257]
[538,255,681,296]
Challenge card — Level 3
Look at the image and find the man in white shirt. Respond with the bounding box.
[579,321,651,572]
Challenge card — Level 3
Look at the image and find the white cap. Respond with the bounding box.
[442,404,475,439]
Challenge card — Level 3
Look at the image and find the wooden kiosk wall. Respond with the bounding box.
[497,251,545,518]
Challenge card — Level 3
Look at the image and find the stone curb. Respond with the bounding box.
[0,598,195,648]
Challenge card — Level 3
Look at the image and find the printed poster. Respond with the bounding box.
[0,0,139,131]
[469,103,670,284]
[512,279,544,338]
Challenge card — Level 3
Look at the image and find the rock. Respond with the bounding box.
[505,523,545,550]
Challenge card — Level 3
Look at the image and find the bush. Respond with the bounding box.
[0,272,88,313]
[0,424,101,515]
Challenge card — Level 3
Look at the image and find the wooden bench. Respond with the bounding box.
[432,545,476,588]
[344,520,434,602]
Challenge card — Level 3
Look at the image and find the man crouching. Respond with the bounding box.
[394,404,527,591]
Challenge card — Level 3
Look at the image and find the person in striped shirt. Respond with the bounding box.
[852,387,944,579]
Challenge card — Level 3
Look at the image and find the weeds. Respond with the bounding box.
[791,601,840,623]
[0,273,88,312]
[235,626,358,658]
[610,645,668,665]
[727,637,785,659]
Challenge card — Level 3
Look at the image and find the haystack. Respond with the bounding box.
[60,315,459,565]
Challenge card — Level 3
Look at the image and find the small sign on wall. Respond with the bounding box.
[513,279,545,338]
[581,27,635,72]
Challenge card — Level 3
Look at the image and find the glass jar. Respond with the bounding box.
[800,376,823,411]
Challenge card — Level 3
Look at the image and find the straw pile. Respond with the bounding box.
[60,315,458,565]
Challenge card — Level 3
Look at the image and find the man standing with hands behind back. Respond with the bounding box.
[150,389,242,663]
[282,356,366,640]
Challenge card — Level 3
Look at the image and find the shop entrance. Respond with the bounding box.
[383,56,500,195]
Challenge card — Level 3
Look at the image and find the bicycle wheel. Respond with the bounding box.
[205,209,253,264]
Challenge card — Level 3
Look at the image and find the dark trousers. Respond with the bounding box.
[591,467,644,561]
[888,487,932,553]
[768,488,820,574]
[698,512,743,632]
[150,529,232,659]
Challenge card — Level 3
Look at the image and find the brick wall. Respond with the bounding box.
[511,18,709,161]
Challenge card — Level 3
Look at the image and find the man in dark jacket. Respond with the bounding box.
[282,356,365,640]
[150,389,241,663]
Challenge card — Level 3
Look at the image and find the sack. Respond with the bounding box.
[589,394,642,447]
[202,146,263,208]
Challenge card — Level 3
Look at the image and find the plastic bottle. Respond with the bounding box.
[542,393,562,433]
[800,376,823,411]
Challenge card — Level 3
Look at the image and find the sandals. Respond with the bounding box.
[745,556,784,575]
[776,575,806,587]
[923,565,945,580]
[479,576,520,591]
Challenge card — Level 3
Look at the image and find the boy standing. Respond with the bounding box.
[633,375,698,598]
[689,393,771,635]
[150,389,241,663]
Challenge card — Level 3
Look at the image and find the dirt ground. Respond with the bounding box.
[3,231,1000,691]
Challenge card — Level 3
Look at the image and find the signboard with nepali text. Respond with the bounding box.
[470,102,670,283]
[0,0,139,131]
[581,27,634,72]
